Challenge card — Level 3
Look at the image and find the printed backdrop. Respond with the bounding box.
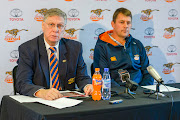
[0,0,180,101]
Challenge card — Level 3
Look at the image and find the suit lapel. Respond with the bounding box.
[59,38,67,90]
[39,34,50,88]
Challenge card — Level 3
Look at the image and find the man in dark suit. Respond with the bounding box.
[16,8,93,100]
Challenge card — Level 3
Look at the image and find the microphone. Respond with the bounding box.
[118,69,130,83]
[147,66,164,84]
[118,69,138,91]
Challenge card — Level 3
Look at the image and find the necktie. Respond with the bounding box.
[49,47,61,90]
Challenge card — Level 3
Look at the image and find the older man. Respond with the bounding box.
[16,8,92,100]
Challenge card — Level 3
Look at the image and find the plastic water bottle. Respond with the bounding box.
[92,68,102,101]
[102,68,111,100]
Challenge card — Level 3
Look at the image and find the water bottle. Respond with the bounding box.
[102,68,111,100]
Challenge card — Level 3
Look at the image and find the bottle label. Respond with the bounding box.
[102,79,111,88]
[93,79,102,85]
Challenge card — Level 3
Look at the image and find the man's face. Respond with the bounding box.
[42,16,66,46]
[111,13,132,39]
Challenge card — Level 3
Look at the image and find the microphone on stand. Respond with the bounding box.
[147,66,164,85]
[118,69,138,91]
[146,65,169,100]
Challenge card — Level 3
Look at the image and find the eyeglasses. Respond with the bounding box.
[45,22,65,30]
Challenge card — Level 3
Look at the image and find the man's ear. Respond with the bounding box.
[111,21,115,29]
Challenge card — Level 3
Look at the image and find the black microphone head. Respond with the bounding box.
[118,69,130,82]
[118,69,138,91]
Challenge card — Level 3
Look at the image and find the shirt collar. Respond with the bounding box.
[44,39,59,52]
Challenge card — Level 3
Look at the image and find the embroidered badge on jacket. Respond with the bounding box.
[134,55,139,60]
[68,77,75,84]
[110,56,117,61]
[62,60,66,63]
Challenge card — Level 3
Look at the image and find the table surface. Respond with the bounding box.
[1,83,180,120]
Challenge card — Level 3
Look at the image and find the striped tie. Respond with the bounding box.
[49,47,60,90]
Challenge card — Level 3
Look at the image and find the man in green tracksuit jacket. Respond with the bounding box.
[94,8,154,86]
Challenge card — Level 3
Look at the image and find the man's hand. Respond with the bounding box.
[35,88,63,100]
[84,84,93,96]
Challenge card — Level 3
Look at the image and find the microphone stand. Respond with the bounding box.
[118,86,136,99]
[125,87,136,99]
[148,82,169,100]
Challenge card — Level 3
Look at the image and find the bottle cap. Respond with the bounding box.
[95,68,100,72]
[104,68,109,72]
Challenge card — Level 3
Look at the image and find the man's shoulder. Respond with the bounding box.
[61,38,82,47]
[96,39,107,46]
[19,34,43,48]
[130,36,143,45]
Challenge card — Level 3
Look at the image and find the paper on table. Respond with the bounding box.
[36,97,83,109]
[142,84,180,92]
[10,95,38,103]
[9,95,83,109]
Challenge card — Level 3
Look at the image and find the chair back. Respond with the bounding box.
[12,65,18,95]
[91,63,94,77]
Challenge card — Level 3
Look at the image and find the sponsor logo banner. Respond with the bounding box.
[90,9,110,21]
[145,46,158,56]
[163,27,180,39]
[5,71,13,83]
[10,8,24,21]
[34,8,47,22]
[4,29,28,42]
[68,9,80,21]
[141,9,159,21]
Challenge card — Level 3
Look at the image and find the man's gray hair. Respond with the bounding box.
[43,8,67,24]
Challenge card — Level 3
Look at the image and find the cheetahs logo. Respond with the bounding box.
[89,49,94,60]
[5,71,13,83]
[6,71,12,76]
[64,28,84,40]
[164,27,180,34]
[164,0,176,3]
[145,46,158,56]
[163,62,180,70]
[65,28,84,36]
[163,27,180,39]
[91,9,110,17]
[35,8,48,15]
[162,62,180,74]
[34,8,48,22]
[5,29,28,37]
[90,9,110,21]
[4,29,28,42]
[141,9,159,21]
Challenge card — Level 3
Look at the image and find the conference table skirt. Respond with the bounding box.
[1,83,180,120]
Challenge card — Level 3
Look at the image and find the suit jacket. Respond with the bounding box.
[16,34,91,97]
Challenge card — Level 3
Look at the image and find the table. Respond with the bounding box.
[1,83,180,120]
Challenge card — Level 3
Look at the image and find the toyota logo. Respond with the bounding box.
[68,9,79,17]
[10,8,23,17]
[144,27,154,35]
[10,50,19,58]
[167,45,176,52]
[167,80,175,84]
[168,9,178,17]
[95,28,105,36]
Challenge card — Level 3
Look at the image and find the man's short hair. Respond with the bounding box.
[43,8,67,24]
[113,8,132,23]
